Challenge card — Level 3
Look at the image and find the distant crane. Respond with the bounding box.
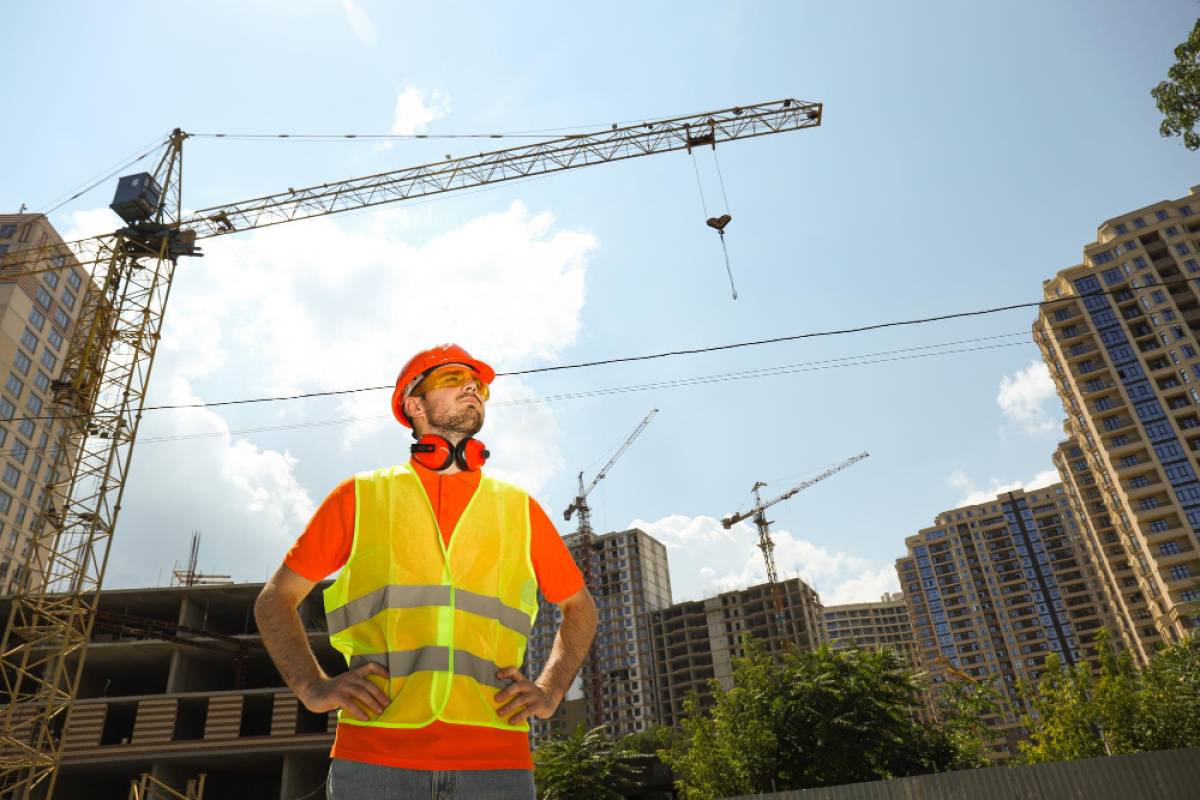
[721,451,869,643]
[563,408,658,731]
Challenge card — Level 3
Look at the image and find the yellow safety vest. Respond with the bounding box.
[323,464,539,731]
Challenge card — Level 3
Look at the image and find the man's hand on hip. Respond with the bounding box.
[298,662,391,721]
[495,667,560,725]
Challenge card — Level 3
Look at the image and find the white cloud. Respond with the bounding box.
[376,87,452,151]
[947,467,1060,507]
[341,0,377,46]
[73,198,594,585]
[997,359,1060,434]
[630,514,899,606]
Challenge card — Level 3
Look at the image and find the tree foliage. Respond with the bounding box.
[533,723,634,800]
[1019,631,1200,764]
[1152,18,1200,150]
[661,637,986,800]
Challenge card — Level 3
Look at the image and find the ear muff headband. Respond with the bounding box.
[411,435,490,472]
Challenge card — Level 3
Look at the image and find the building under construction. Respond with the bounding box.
[527,527,672,744]
[0,581,340,799]
[647,577,824,728]
[823,592,918,668]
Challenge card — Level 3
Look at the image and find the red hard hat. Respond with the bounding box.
[391,343,496,427]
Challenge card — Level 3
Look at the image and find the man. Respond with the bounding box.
[255,343,598,799]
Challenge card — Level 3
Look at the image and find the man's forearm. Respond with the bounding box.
[255,589,328,698]
[534,600,598,705]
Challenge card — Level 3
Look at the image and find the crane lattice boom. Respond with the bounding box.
[565,408,659,522]
[720,451,870,529]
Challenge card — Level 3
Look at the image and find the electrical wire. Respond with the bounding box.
[37,134,170,216]
[0,331,1033,450]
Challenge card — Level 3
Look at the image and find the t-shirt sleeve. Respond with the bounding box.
[283,477,356,582]
[529,496,585,603]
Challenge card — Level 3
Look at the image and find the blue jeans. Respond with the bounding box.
[327,758,536,799]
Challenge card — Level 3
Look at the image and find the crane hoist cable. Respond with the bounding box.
[689,147,738,300]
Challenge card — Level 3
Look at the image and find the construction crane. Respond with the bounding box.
[0,97,821,797]
[563,408,658,731]
[720,451,869,644]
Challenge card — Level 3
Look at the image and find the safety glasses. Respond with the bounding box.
[413,365,490,401]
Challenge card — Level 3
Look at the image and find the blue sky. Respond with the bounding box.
[1,1,1196,603]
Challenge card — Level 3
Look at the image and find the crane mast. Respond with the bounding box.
[0,98,820,797]
[562,409,657,733]
[721,452,869,646]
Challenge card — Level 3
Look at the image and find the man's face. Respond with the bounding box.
[407,369,486,438]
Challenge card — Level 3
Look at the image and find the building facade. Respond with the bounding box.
[527,527,672,744]
[823,592,917,667]
[896,485,1110,757]
[1035,186,1200,659]
[648,577,824,728]
[0,214,90,595]
[0,582,339,800]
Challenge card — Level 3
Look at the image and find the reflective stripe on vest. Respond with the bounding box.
[322,464,538,731]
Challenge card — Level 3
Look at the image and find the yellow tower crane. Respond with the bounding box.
[0,98,822,797]
[720,451,869,645]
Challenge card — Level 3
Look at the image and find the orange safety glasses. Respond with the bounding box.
[412,365,491,401]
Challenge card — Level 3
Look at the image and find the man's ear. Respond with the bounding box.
[404,394,425,422]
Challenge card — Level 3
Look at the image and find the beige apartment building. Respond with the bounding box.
[1034,185,1200,660]
[896,485,1110,757]
[527,527,672,744]
[823,592,917,667]
[0,214,90,595]
[647,577,824,728]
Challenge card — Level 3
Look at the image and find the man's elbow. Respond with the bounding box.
[562,587,599,630]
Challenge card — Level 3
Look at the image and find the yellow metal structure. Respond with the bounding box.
[0,99,822,797]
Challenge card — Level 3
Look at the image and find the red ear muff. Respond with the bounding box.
[457,438,490,471]
[411,435,455,471]
[411,435,490,472]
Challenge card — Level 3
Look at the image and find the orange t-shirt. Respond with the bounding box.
[283,460,584,771]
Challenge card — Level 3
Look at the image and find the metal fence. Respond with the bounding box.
[725,747,1200,800]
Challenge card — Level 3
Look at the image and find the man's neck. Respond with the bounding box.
[416,427,468,475]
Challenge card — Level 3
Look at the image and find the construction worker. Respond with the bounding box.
[255,344,598,799]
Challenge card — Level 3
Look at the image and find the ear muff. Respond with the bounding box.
[410,435,490,472]
[457,438,490,471]
[411,435,455,471]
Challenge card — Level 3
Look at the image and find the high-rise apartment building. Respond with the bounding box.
[896,485,1109,757]
[648,577,824,728]
[0,214,90,594]
[1035,186,1200,659]
[823,592,917,667]
[527,527,671,744]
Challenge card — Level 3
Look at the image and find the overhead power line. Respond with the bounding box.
[0,332,1033,448]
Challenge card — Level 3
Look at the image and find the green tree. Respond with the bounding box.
[1137,633,1200,750]
[933,675,1002,769]
[1019,630,1200,763]
[1152,18,1200,150]
[662,637,980,799]
[533,723,633,800]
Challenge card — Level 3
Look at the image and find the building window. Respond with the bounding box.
[1157,210,1170,221]
[66,270,81,291]
[39,351,56,373]
[1140,497,1161,510]
[4,375,22,399]
[52,308,69,329]
[1166,226,1179,238]
[1152,290,1166,304]
[2,466,19,490]
[26,395,41,415]
[47,328,62,351]
[1169,565,1192,581]
[61,289,75,311]
[20,329,37,352]
[12,352,30,377]
[1177,243,1191,256]
[0,225,17,239]
[1093,250,1115,265]
[1120,455,1141,467]
[1134,217,1147,229]
[1160,542,1181,555]
[32,372,49,393]
[1116,223,1129,234]
[34,287,52,311]
[1150,519,1172,533]
[43,271,59,290]
[16,419,33,439]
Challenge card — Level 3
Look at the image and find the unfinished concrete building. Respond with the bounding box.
[0,581,341,799]
[648,577,824,728]
[528,528,672,744]
[823,592,918,668]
